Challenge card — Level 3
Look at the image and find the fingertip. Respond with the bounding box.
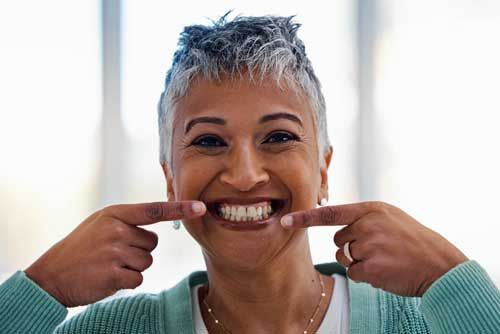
[280,215,294,228]
[191,201,206,215]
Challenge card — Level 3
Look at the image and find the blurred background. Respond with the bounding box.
[1,0,499,316]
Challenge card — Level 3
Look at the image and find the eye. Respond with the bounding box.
[263,131,299,144]
[191,135,226,148]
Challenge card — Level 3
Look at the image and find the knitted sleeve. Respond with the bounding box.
[379,291,431,333]
[419,260,500,334]
[0,271,67,334]
[0,270,161,334]
[53,293,160,334]
[376,260,500,334]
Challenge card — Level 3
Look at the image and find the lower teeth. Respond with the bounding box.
[220,213,271,221]
[227,215,264,221]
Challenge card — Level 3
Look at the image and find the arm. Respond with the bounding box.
[420,260,500,334]
[0,271,161,334]
[283,201,499,332]
[0,271,67,334]
[0,201,205,333]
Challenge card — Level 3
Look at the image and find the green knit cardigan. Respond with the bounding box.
[1,260,499,333]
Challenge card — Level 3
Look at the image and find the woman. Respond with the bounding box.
[1,14,499,334]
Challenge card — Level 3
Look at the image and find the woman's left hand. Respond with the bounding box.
[281,201,468,297]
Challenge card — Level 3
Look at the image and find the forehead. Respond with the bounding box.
[172,75,315,125]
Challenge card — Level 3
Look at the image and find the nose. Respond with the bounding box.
[219,144,270,192]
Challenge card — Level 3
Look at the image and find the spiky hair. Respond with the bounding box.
[158,12,330,170]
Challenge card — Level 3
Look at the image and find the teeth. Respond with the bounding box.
[218,202,275,222]
[247,207,257,219]
[237,206,245,217]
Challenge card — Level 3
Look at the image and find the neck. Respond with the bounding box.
[201,232,333,333]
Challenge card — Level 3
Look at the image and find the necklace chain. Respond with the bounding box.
[202,273,326,334]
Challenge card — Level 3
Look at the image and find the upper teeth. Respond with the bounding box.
[219,201,273,222]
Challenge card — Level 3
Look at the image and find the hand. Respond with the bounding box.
[281,201,468,297]
[24,201,206,307]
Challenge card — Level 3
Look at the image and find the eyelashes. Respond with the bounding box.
[191,135,226,148]
[262,131,300,144]
[190,131,300,148]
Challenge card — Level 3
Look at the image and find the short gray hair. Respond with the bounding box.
[158,13,330,171]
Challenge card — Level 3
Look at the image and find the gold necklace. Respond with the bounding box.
[202,273,326,334]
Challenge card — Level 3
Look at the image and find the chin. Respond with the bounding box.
[200,226,307,272]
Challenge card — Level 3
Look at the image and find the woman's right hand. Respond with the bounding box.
[24,201,206,307]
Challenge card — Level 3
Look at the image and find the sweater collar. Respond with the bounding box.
[159,262,378,334]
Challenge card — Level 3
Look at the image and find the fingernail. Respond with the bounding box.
[192,202,205,214]
[281,215,293,227]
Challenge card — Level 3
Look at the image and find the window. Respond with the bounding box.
[0,1,100,279]
[374,0,500,285]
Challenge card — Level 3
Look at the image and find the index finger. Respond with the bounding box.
[280,201,379,228]
[102,201,206,225]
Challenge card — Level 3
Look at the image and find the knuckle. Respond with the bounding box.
[113,224,129,239]
[94,210,106,223]
[131,273,143,288]
[333,233,341,246]
[370,201,389,214]
[356,220,372,234]
[94,214,115,226]
[357,240,372,254]
[101,205,117,217]
[109,266,123,289]
[335,249,344,263]
[319,208,335,225]
[351,243,365,260]
[149,232,159,249]
[144,203,165,221]
[144,253,154,268]
[354,220,366,233]
[333,206,350,225]
[299,212,313,226]
[333,232,345,247]
[347,267,361,282]
[109,245,125,261]
[102,220,122,241]
[175,203,185,216]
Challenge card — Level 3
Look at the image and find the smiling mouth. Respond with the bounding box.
[206,199,286,229]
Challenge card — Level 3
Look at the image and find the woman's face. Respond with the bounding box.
[163,74,331,270]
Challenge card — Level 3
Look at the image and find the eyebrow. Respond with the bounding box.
[184,112,303,134]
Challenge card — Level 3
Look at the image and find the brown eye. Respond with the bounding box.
[191,135,226,148]
[263,131,299,144]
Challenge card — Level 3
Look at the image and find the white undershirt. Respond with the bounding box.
[191,273,349,334]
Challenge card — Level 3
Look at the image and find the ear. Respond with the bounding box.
[161,162,176,202]
[318,145,333,203]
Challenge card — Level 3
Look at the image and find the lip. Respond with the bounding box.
[204,197,287,231]
[207,196,279,205]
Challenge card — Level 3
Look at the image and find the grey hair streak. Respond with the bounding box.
[158,12,331,171]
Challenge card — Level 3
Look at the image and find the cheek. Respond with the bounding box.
[172,158,218,245]
[173,156,219,200]
[268,148,320,212]
[173,143,320,212]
